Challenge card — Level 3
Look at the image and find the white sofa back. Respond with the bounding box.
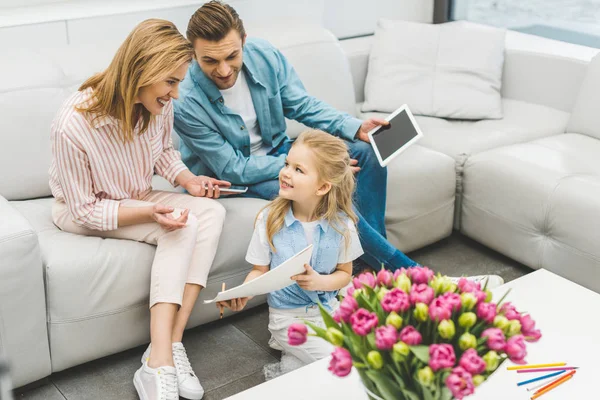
[0,21,357,201]
[343,30,590,114]
[567,54,600,140]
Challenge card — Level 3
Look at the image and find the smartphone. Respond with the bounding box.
[204,184,248,194]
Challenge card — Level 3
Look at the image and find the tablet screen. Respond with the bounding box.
[372,109,420,161]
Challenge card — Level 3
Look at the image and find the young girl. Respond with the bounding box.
[218,130,363,371]
[50,19,231,400]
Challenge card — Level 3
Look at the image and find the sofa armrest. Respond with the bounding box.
[0,196,51,388]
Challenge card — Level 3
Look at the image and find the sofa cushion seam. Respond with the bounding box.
[463,199,600,263]
[0,230,36,244]
[391,198,454,224]
[50,302,147,324]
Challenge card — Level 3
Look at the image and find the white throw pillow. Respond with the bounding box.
[362,20,506,120]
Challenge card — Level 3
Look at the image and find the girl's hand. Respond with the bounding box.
[217,297,250,312]
[291,264,324,291]
[150,205,189,231]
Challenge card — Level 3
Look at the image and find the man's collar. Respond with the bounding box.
[241,45,263,86]
[284,206,329,233]
[190,61,222,104]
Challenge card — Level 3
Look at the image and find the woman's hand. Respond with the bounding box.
[291,264,325,291]
[182,176,232,198]
[217,297,250,312]
[150,204,189,231]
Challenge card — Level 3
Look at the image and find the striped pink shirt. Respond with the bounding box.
[49,88,188,231]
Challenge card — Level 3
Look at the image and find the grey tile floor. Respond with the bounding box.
[14,232,531,400]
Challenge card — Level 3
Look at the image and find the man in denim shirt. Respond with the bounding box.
[174,1,419,272]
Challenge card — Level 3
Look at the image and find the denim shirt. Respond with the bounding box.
[266,208,349,312]
[173,37,362,185]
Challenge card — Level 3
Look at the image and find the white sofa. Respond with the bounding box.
[352,29,600,292]
[0,22,455,388]
[1,20,599,389]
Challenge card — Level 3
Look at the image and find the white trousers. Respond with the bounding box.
[53,190,226,308]
[268,299,340,364]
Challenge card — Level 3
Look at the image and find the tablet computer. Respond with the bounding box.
[367,105,424,167]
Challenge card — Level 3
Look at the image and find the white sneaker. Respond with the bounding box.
[268,335,284,351]
[142,343,204,400]
[133,362,178,400]
[448,274,504,290]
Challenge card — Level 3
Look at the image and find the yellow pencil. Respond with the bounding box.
[530,374,573,400]
[507,362,566,370]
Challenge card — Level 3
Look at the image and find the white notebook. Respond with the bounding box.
[203,245,313,304]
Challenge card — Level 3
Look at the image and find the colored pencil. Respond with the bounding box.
[517,370,566,387]
[517,366,578,373]
[531,374,574,399]
[533,370,576,395]
[527,381,549,392]
[508,362,567,370]
[219,282,226,319]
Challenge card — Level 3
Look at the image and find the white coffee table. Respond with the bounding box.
[227,269,600,399]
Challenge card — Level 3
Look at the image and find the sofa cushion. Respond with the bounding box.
[0,49,71,200]
[461,133,600,293]
[385,144,456,252]
[567,53,600,140]
[10,195,268,371]
[362,20,505,120]
[361,98,569,160]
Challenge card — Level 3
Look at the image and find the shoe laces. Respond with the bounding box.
[158,368,178,400]
[173,345,194,377]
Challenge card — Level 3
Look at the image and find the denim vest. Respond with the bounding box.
[266,207,347,312]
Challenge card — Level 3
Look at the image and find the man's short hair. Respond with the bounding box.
[187,0,246,43]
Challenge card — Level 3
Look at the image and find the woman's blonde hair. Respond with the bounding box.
[77,19,194,142]
[260,130,358,252]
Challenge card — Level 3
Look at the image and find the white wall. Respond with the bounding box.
[0,0,65,7]
[0,0,434,49]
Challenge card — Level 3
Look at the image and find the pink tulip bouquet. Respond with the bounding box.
[287,268,542,400]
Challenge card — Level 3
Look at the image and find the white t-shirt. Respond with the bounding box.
[219,71,270,155]
[245,212,364,266]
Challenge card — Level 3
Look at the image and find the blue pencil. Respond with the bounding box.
[516,370,566,387]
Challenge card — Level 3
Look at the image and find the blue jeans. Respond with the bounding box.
[242,138,419,273]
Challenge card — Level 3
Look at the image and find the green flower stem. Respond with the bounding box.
[495,288,512,311]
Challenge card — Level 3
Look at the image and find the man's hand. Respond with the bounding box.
[356,117,389,143]
[350,159,360,174]
[182,176,231,198]
[291,264,324,291]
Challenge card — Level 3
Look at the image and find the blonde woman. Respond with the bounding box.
[218,130,363,373]
[49,19,229,400]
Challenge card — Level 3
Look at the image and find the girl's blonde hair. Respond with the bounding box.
[261,130,358,252]
[77,19,194,142]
